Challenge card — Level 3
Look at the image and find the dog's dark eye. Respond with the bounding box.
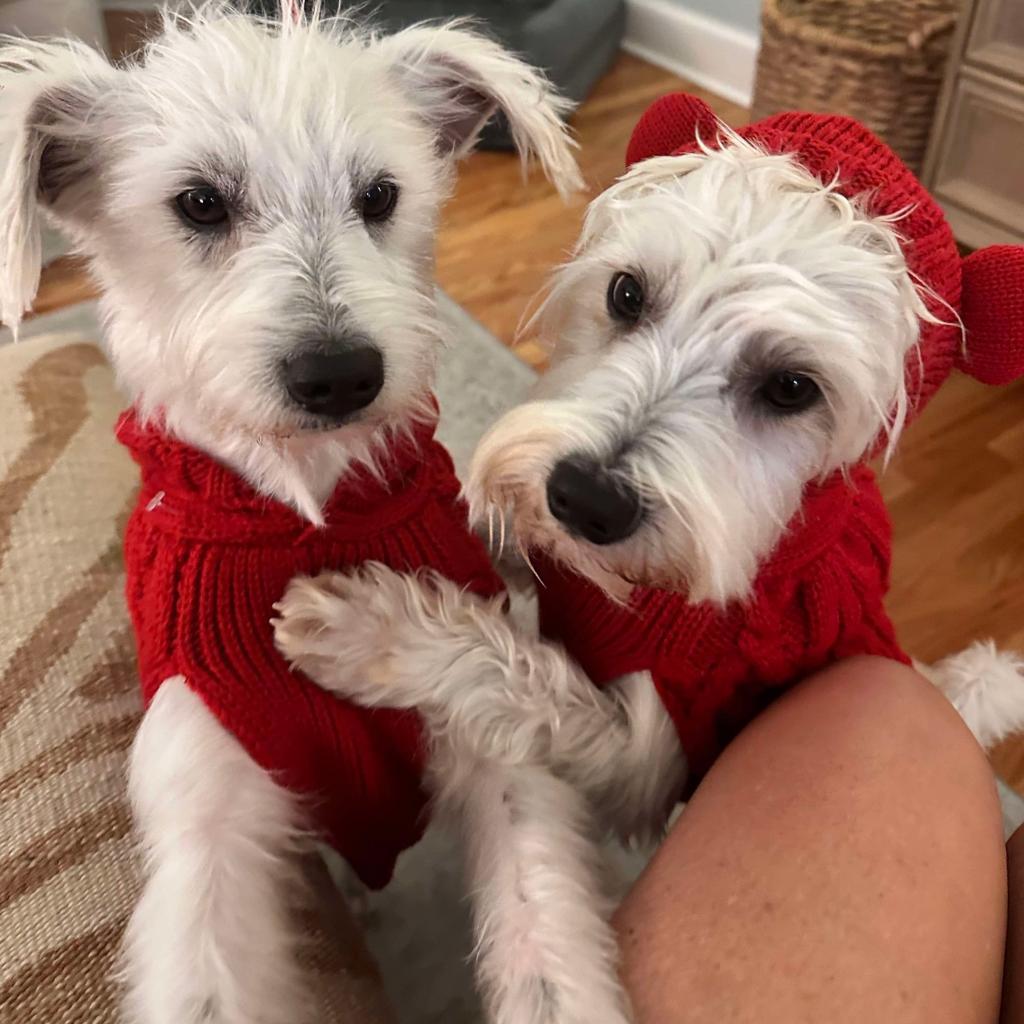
[607,272,644,324]
[361,180,399,223]
[758,371,821,414]
[176,187,228,228]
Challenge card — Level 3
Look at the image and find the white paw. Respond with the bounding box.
[272,564,407,705]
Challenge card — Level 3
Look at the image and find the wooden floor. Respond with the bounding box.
[32,20,1024,793]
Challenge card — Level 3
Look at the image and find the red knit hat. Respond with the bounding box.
[625,94,1024,408]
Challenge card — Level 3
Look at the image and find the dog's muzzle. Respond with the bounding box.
[281,341,384,421]
[546,456,643,546]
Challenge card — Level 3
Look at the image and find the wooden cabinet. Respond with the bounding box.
[965,0,1024,78]
[923,0,1024,247]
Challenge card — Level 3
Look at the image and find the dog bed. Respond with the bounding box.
[253,0,626,148]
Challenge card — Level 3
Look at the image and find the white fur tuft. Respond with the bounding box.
[920,641,1024,749]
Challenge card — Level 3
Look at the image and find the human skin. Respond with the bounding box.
[616,656,1007,1024]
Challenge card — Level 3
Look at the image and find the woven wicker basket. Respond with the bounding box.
[752,0,959,173]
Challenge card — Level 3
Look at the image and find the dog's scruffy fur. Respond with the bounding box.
[0,4,582,1023]
[276,122,1024,1022]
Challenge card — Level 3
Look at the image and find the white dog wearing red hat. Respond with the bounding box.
[277,94,1024,1023]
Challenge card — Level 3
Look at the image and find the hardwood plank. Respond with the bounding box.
[882,374,1024,664]
[880,372,1024,792]
[30,256,98,319]
[104,9,162,60]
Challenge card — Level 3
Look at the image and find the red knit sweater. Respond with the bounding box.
[118,411,502,888]
[537,467,908,791]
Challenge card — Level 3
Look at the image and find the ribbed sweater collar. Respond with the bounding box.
[116,409,442,543]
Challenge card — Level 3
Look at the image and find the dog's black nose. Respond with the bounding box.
[546,457,642,546]
[282,344,384,419]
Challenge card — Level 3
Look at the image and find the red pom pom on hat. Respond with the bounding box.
[625,93,721,166]
[956,245,1024,386]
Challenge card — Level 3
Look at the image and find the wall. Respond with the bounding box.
[662,0,761,36]
[624,0,762,107]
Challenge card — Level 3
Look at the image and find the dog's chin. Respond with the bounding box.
[287,417,366,438]
[204,412,372,452]
[250,403,389,445]
[566,549,694,603]
[509,507,699,604]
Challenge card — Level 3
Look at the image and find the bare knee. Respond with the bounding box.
[752,656,1001,819]
[725,655,1006,913]
[616,656,1006,1024]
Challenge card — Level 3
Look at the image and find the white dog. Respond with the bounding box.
[275,95,1024,1023]
[0,4,582,1024]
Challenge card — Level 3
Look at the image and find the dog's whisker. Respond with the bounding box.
[517,543,543,587]
[497,511,508,562]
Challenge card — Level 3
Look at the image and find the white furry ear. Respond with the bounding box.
[0,38,113,336]
[375,23,583,199]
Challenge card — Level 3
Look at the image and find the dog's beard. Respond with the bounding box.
[467,405,699,604]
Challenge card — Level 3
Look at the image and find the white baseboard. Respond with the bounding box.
[624,0,759,109]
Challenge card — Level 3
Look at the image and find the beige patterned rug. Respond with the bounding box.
[0,336,138,1022]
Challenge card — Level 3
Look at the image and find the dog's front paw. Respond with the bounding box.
[275,562,506,715]
[272,565,406,705]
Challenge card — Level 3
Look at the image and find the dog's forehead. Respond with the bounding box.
[601,150,836,234]
[127,21,421,180]
[586,150,868,282]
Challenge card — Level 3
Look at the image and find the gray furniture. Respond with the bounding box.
[0,0,106,47]
[255,0,626,147]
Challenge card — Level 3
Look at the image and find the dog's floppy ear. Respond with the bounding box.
[0,38,114,336]
[375,23,583,199]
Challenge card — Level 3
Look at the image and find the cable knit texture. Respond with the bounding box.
[118,410,503,889]
[538,95,1024,791]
